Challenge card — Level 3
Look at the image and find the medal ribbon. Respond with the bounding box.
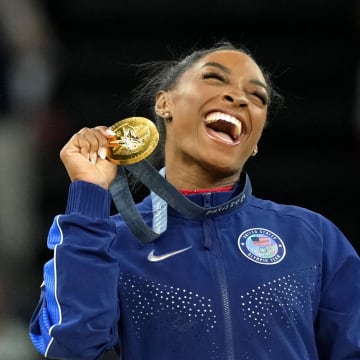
[110,160,251,244]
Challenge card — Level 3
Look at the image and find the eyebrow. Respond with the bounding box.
[201,61,270,94]
[201,62,231,74]
[249,79,270,94]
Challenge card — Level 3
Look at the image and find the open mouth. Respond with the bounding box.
[204,112,243,144]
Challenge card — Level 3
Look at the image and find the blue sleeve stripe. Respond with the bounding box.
[47,215,64,249]
[29,307,54,354]
[42,215,63,355]
[44,255,61,326]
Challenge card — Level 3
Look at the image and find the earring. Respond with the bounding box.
[162,111,172,120]
[251,146,258,156]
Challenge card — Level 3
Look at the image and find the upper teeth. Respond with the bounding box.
[205,112,242,137]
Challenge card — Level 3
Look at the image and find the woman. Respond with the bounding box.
[29,41,360,359]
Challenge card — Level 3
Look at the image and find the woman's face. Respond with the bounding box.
[159,50,269,177]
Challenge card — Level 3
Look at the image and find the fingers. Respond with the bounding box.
[59,126,118,189]
[78,128,103,164]
[67,126,115,164]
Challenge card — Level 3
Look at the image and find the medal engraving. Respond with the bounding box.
[107,117,159,165]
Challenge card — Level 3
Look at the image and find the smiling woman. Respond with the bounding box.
[150,47,274,187]
[29,40,360,360]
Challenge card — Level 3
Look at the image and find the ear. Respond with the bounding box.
[251,144,258,157]
[155,91,171,117]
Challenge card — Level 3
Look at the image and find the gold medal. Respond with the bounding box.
[107,117,159,165]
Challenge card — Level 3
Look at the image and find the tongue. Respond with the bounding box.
[206,127,233,143]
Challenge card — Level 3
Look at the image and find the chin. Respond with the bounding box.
[203,160,241,177]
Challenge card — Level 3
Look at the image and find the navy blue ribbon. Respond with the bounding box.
[110,160,251,244]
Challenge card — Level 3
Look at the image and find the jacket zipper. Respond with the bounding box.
[203,193,235,360]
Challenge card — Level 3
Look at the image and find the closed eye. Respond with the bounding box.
[252,91,269,106]
[202,71,226,82]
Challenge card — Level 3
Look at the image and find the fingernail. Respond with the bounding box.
[90,153,97,164]
[106,128,116,136]
[99,147,107,160]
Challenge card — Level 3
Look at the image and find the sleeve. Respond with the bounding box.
[314,219,360,359]
[29,181,121,360]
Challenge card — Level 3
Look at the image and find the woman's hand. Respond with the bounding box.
[60,126,118,190]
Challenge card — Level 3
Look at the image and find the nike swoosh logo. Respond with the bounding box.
[147,246,192,262]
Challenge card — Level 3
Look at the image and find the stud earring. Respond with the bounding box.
[251,146,258,156]
[163,111,172,120]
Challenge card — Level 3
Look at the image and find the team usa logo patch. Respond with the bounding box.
[238,228,286,265]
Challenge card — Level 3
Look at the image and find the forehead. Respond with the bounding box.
[193,49,265,80]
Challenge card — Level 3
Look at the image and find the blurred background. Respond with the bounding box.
[0,0,358,359]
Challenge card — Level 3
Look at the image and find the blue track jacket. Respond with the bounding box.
[29,176,360,359]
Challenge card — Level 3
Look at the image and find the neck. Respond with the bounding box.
[165,162,241,190]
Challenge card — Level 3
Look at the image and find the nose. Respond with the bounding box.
[223,94,248,108]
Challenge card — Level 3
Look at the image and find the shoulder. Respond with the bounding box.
[249,195,343,236]
[247,195,360,261]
